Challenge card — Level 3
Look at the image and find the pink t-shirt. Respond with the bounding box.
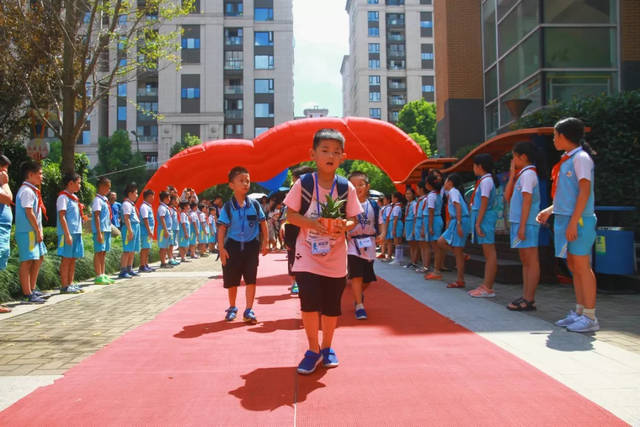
[283,175,363,278]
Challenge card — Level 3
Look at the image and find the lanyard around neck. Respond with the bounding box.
[358,200,369,230]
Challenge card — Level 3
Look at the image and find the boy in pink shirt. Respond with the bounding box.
[284,128,362,375]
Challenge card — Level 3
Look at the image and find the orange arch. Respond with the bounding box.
[141,117,427,199]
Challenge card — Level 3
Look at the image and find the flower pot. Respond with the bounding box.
[319,217,343,234]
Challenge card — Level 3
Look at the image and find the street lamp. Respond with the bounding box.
[130,130,140,152]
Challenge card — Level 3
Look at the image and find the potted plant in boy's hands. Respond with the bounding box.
[319,194,346,234]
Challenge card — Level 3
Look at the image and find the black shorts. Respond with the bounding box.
[294,272,346,317]
[287,245,296,276]
[222,239,259,288]
[347,255,377,283]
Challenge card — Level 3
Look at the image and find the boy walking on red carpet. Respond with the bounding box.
[283,128,362,375]
[217,166,269,325]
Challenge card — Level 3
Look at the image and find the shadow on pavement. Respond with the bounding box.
[173,320,248,338]
[544,328,595,352]
[247,318,302,333]
[256,293,294,305]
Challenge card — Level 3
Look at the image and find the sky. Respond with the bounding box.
[293,0,349,117]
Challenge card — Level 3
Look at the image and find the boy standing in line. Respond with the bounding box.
[169,194,180,265]
[119,183,141,279]
[139,189,156,273]
[188,201,199,259]
[217,166,269,325]
[157,191,173,268]
[57,173,85,293]
[15,161,47,303]
[283,129,362,374]
[92,177,115,285]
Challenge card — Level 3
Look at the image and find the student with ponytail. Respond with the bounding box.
[403,187,419,269]
[537,117,599,333]
[424,173,444,280]
[388,191,404,264]
[468,154,499,298]
[414,182,429,273]
[438,173,470,288]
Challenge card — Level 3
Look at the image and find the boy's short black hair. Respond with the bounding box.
[198,203,204,210]
[228,166,249,182]
[97,176,111,188]
[312,128,345,150]
[169,194,177,202]
[190,201,197,208]
[21,160,42,180]
[159,191,169,201]
[124,182,138,197]
[292,166,315,179]
[62,172,81,187]
[347,170,369,184]
[143,189,154,199]
[179,200,189,209]
[0,154,11,167]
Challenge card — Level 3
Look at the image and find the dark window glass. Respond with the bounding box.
[498,0,539,56]
[543,0,616,24]
[544,27,616,68]
[255,7,273,21]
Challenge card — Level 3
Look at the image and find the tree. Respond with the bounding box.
[3,0,194,175]
[170,133,201,157]
[397,100,437,149]
[349,160,396,195]
[93,130,146,195]
[408,132,432,157]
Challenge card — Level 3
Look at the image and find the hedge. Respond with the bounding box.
[0,227,160,303]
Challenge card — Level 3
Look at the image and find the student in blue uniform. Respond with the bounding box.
[438,173,470,289]
[169,195,180,265]
[157,191,173,269]
[388,192,404,265]
[178,201,191,262]
[403,187,419,269]
[119,183,141,279]
[423,173,445,281]
[91,177,115,285]
[139,189,156,273]
[0,155,13,312]
[414,182,429,273]
[57,173,85,293]
[468,154,499,298]
[378,195,392,261]
[538,118,599,333]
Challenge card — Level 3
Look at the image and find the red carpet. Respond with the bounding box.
[0,254,625,426]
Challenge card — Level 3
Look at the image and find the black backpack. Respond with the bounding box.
[283,173,350,248]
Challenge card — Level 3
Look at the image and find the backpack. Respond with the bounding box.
[368,198,380,234]
[283,173,350,248]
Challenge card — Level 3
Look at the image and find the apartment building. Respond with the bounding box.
[78,0,294,167]
[341,0,435,123]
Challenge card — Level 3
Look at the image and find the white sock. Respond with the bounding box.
[582,308,596,320]
[355,303,364,310]
[576,304,584,315]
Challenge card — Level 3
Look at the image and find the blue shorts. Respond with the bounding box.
[140,229,153,250]
[158,229,172,249]
[122,223,141,253]
[510,222,540,248]
[16,231,47,262]
[0,246,9,270]
[405,219,415,241]
[189,226,198,246]
[93,231,112,253]
[172,229,179,246]
[57,233,84,258]
[442,217,470,248]
[426,216,444,242]
[179,228,190,248]
[471,210,497,245]
[554,214,597,258]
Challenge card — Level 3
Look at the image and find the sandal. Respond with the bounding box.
[424,272,442,280]
[507,297,536,311]
[446,281,465,288]
[0,305,12,313]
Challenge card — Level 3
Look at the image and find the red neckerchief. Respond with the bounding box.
[22,182,47,221]
[123,198,139,218]
[551,153,572,199]
[59,190,88,221]
[415,195,427,214]
[469,174,492,207]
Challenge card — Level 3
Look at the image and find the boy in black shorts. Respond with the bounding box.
[217,166,269,324]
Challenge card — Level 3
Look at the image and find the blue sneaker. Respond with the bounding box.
[355,308,368,320]
[243,308,258,325]
[225,306,238,321]
[297,350,322,375]
[32,289,44,297]
[291,283,299,295]
[169,259,180,266]
[118,271,133,279]
[567,315,600,333]
[25,293,45,304]
[60,286,82,294]
[555,310,579,327]
[320,348,339,368]
[128,270,140,277]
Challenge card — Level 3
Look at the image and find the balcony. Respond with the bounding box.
[388,81,406,90]
[137,87,158,97]
[224,85,243,95]
[387,18,405,27]
[224,60,243,70]
[389,97,406,106]
[388,60,406,70]
[388,33,404,42]
[387,50,405,59]
[225,37,243,46]
[224,110,243,119]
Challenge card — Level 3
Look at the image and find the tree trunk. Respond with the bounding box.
[61,0,77,175]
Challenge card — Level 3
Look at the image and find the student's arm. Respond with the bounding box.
[181,218,189,236]
[94,211,103,243]
[566,179,591,241]
[476,197,489,238]
[124,214,133,237]
[217,224,229,265]
[518,193,532,241]
[428,207,435,236]
[504,159,516,202]
[160,216,169,235]
[454,202,463,238]
[143,217,152,236]
[260,221,269,255]
[59,210,72,245]
[0,172,12,204]
[24,207,43,243]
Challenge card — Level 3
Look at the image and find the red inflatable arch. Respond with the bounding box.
[141,117,427,203]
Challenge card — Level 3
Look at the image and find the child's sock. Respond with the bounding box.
[355,303,365,311]
[128,265,134,273]
[576,304,584,315]
[582,308,596,320]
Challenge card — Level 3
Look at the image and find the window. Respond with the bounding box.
[386,13,404,26]
[498,0,539,56]
[482,0,497,65]
[117,106,127,121]
[181,38,200,49]
[422,85,434,93]
[255,7,273,21]
[420,11,433,37]
[543,0,616,24]
[499,30,540,91]
[484,66,498,103]
[369,108,381,119]
[119,58,127,67]
[421,52,434,60]
[255,31,274,46]
[255,79,274,93]
[389,111,399,122]
[368,59,380,69]
[386,0,404,4]
[369,75,380,85]
[255,103,274,118]
[225,124,243,136]
[546,71,617,104]
[117,83,127,97]
[369,91,381,102]
[255,127,269,136]
[368,11,379,22]
[224,51,243,69]
[118,14,127,25]
[368,0,379,4]
[544,27,616,68]
[224,28,243,45]
[368,27,379,37]
[181,88,201,99]
[224,1,243,16]
[255,55,274,69]
[368,43,380,53]
[388,78,405,89]
[81,130,91,145]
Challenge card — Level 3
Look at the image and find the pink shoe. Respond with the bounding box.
[468,285,495,298]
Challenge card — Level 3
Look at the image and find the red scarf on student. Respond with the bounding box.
[22,182,47,221]
[59,190,88,221]
[551,153,571,199]
[98,194,112,220]
[469,175,492,207]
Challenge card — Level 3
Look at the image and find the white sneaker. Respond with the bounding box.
[389,259,399,265]
[566,315,600,333]
[555,310,579,327]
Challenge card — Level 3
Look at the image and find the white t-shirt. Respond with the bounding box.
[448,188,463,205]
[180,212,189,225]
[573,149,594,182]
[122,200,139,222]
[391,204,402,218]
[189,211,199,223]
[17,185,42,227]
[199,212,207,223]
[478,175,494,198]
[427,192,438,209]
[519,168,538,194]
[56,195,69,212]
[157,204,169,219]
[139,203,152,219]
[91,196,103,212]
[347,199,377,260]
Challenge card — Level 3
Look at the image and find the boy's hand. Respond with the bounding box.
[476,223,485,238]
[65,232,72,246]
[97,232,104,244]
[127,227,134,239]
[36,229,43,243]
[329,219,347,239]
[536,208,552,224]
[0,171,8,185]
[456,223,463,238]
[566,219,578,242]
[309,218,328,235]
[261,242,269,256]
[219,247,230,266]
[517,227,526,242]
[509,158,516,177]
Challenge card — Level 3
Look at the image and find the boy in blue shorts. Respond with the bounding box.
[15,161,47,303]
[178,201,191,262]
[92,177,115,285]
[283,129,362,374]
[57,173,86,293]
[217,166,269,325]
[157,191,173,268]
[169,194,180,265]
[0,155,13,312]
[188,201,199,258]
[139,189,155,273]
[119,183,141,279]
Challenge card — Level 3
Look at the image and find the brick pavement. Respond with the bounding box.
[0,257,220,377]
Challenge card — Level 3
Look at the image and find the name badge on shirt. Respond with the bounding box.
[310,236,331,256]
[355,237,373,249]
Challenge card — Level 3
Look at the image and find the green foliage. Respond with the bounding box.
[453,144,480,160]
[170,133,202,157]
[349,160,396,195]
[514,90,640,232]
[320,195,346,218]
[397,100,437,147]
[93,130,147,196]
[48,140,62,164]
[408,132,432,157]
